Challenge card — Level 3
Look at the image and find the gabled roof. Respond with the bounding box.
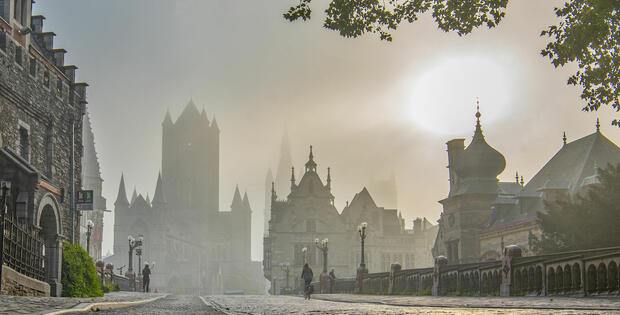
[114,174,129,206]
[341,187,377,219]
[524,132,620,196]
[175,100,201,125]
[288,171,333,200]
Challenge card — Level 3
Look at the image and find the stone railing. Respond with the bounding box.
[326,246,620,297]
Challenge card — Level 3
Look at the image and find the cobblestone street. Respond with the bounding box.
[204,295,620,315]
[73,295,223,315]
[0,292,163,315]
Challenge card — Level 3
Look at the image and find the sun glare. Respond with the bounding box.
[404,54,520,137]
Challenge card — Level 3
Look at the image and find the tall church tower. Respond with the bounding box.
[274,129,293,197]
[161,100,220,213]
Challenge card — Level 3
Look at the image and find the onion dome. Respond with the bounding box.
[454,107,506,179]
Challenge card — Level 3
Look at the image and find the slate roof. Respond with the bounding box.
[288,171,333,200]
[483,131,620,231]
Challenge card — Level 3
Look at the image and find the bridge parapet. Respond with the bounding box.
[325,246,620,297]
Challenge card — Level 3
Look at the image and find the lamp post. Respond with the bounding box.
[315,238,329,293]
[357,222,368,293]
[86,220,94,256]
[280,262,290,293]
[127,235,143,291]
[0,181,11,294]
[136,248,142,277]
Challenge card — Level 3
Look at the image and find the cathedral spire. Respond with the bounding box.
[326,167,331,191]
[114,174,129,207]
[162,109,173,127]
[231,185,243,209]
[275,128,293,195]
[271,181,277,203]
[305,145,317,173]
[243,191,251,212]
[131,187,138,204]
[152,172,166,205]
[290,166,296,190]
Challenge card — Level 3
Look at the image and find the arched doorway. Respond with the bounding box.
[37,194,63,296]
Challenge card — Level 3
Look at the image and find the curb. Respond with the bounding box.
[310,296,620,311]
[44,294,168,314]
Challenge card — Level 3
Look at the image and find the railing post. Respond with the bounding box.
[432,256,448,296]
[388,263,401,294]
[500,245,522,297]
[356,264,368,293]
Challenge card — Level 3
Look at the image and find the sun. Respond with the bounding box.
[403,53,521,137]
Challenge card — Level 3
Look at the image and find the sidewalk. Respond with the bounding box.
[312,294,620,311]
[0,291,164,315]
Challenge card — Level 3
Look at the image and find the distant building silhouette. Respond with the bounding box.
[106,100,262,294]
[263,146,436,294]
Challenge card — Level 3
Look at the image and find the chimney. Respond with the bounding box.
[446,138,465,195]
[413,218,422,233]
[52,48,66,68]
[74,82,89,102]
[41,32,55,52]
[62,65,77,82]
[31,15,45,34]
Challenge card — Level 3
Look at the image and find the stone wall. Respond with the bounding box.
[1,265,50,296]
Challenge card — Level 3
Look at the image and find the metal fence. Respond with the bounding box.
[2,215,45,281]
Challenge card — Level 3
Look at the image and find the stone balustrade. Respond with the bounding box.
[324,246,620,297]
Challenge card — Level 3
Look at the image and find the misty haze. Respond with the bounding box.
[1,0,619,314]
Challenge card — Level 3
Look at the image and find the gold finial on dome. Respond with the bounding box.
[475,97,481,120]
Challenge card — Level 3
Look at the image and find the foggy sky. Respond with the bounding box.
[33,0,620,261]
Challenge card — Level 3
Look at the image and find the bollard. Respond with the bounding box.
[388,263,402,294]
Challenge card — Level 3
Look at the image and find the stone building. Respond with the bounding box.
[105,101,262,294]
[433,109,620,263]
[0,0,88,296]
[263,147,437,294]
[78,109,106,261]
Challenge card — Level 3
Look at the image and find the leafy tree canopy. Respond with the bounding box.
[533,163,620,254]
[284,0,620,125]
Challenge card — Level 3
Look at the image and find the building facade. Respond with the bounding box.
[0,0,88,296]
[263,147,437,294]
[105,101,262,294]
[433,110,620,263]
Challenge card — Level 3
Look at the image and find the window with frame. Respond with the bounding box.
[19,126,29,161]
[56,78,62,97]
[0,31,6,52]
[15,46,22,66]
[13,0,29,26]
[29,56,36,77]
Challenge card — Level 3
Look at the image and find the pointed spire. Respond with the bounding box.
[305,145,317,173]
[271,181,277,202]
[115,174,129,206]
[231,185,243,209]
[145,194,151,206]
[131,187,138,204]
[243,191,251,212]
[162,109,173,126]
[472,101,485,143]
[211,116,220,131]
[290,166,296,190]
[515,171,519,184]
[520,176,524,188]
[152,172,167,205]
[596,118,600,133]
[563,132,567,145]
[326,167,331,191]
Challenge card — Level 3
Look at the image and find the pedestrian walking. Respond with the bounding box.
[142,263,151,292]
[301,263,313,300]
[329,268,336,293]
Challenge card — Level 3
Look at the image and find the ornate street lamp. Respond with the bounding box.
[358,222,368,268]
[314,238,329,273]
[136,248,143,277]
[127,235,143,291]
[280,262,291,293]
[315,238,329,293]
[0,181,11,293]
[357,222,368,293]
[86,220,94,256]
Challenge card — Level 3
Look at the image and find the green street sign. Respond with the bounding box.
[77,190,94,211]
